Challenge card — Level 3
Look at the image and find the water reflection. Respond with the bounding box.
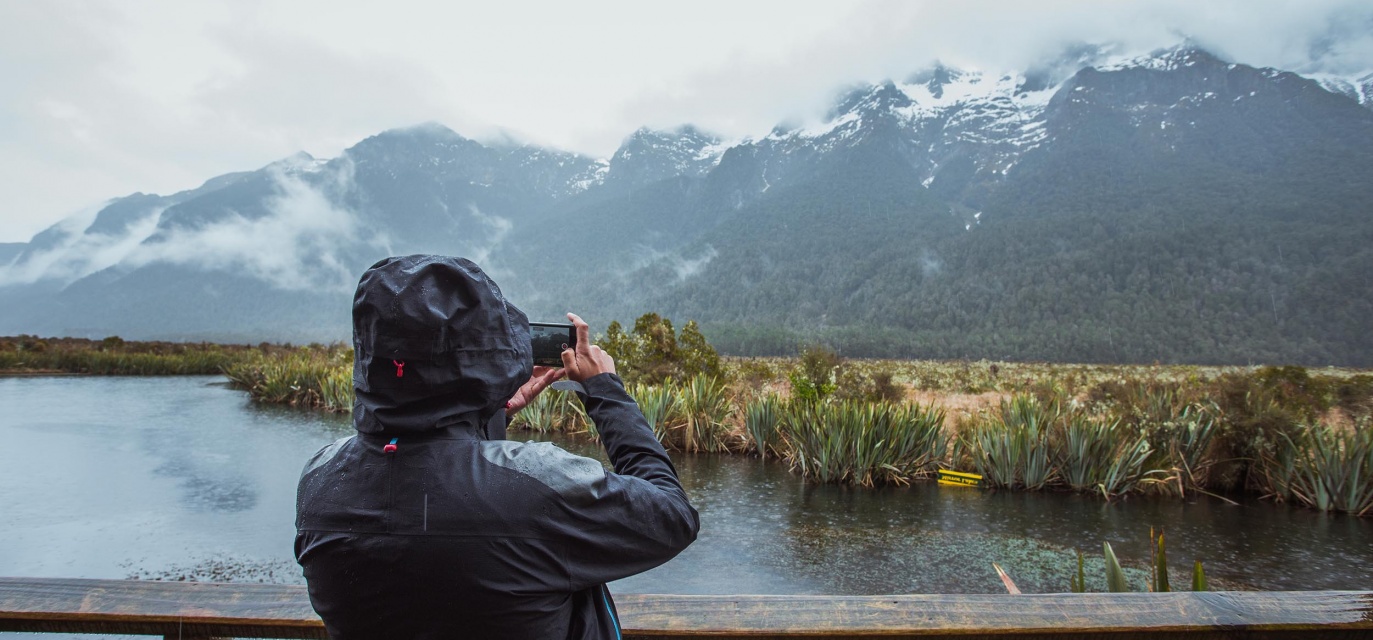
[0,375,1369,600]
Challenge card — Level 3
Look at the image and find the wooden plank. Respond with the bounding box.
[613,592,1373,638]
[0,577,324,638]
[1,577,1371,639]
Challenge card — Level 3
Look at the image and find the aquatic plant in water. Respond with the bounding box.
[629,383,681,445]
[1270,421,1373,515]
[778,399,945,486]
[678,374,732,452]
[970,395,1058,490]
[744,394,783,458]
[1068,530,1207,593]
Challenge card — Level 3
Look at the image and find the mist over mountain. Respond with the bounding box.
[3,44,1372,365]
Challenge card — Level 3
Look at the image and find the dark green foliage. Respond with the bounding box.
[678,321,722,381]
[1071,531,1209,593]
[1151,529,1171,593]
[834,362,906,403]
[789,344,841,401]
[1103,543,1129,593]
[599,313,722,385]
[1191,561,1209,592]
[1070,551,1086,593]
[0,335,254,375]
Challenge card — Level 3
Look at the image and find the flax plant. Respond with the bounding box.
[744,394,784,458]
[1128,389,1221,496]
[970,395,1057,490]
[778,400,945,486]
[630,383,681,445]
[556,390,591,436]
[1057,415,1126,493]
[1276,422,1373,515]
[224,347,353,412]
[678,374,732,452]
[512,390,559,432]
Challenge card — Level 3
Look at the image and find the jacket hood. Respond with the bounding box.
[352,255,532,435]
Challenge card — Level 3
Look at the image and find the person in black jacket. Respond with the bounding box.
[295,255,700,639]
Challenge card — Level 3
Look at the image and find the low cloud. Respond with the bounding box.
[460,204,514,269]
[625,244,719,282]
[0,160,368,294]
[131,162,363,293]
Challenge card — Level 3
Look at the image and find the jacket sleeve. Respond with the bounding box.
[556,373,700,590]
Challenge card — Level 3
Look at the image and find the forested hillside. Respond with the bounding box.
[2,45,1371,365]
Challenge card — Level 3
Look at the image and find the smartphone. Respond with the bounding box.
[529,322,576,367]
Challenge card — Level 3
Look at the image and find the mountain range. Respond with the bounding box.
[3,44,1372,365]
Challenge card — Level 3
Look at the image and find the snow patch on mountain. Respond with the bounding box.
[1309,71,1373,109]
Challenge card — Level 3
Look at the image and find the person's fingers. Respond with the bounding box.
[567,312,591,356]
[560,344,577,373]
[537,367,565,386]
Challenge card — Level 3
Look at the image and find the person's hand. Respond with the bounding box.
[561,312,616,383]
[504,365,565,416]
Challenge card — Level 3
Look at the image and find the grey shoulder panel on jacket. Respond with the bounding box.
[480,440,608,505]
[301,435,355,477]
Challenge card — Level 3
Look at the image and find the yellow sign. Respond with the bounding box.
[937,469,982,487]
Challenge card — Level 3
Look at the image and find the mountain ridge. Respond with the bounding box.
[3,43,1372,365]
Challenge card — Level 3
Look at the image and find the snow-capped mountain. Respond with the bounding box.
[3,43,1372,364]
[603,125,730,191]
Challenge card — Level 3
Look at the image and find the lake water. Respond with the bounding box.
[2,376,1371,637]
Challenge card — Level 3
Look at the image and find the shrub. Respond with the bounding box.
[789,344,840,401]
[601,313,722,385]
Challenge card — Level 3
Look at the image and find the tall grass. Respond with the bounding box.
[223,347,353,412]
[744,394,784,458]
[630,383,681,444]
[0,336,253,375]
[970,395,1058,490]
[778,399,945,486]
[1268,422,1373,515]
[677,374,732,452]
[511,389,559,432]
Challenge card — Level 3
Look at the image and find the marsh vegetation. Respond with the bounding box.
[10,323,1371,516]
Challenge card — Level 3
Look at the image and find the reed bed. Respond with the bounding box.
[218,350,1373,514]
[43,334,1363,514]
[0,336,256,375]
[744,394,784,458]
[776,399,946,486]
[628,383,680,444]
[1260,421,1373,515]
[509,389,589,434]
[222,346,354,412]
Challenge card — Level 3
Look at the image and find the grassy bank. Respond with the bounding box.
[526,358,1373,515]
[14,333,1366,514]
[0,335,264,375]
[221,348,1373,514]
[221,345,353,412]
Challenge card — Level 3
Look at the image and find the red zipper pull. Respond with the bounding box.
[393,359,405,378]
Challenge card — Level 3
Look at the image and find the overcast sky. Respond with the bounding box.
[3,0,1371,242]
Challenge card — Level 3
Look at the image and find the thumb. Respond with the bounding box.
[560,346,577,374]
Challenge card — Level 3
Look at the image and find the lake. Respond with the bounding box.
[1,376,1370,637]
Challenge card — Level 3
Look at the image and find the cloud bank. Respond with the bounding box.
[3,0,1371,242]
[0,160,367,293]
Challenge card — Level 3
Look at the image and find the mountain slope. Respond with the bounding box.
[3,44,1372,365]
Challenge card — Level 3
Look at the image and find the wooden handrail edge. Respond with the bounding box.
[2,577,1371,637]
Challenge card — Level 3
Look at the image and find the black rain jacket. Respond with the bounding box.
[295,255,699,639]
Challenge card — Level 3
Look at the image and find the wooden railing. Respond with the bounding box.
[1,577,1371,639]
